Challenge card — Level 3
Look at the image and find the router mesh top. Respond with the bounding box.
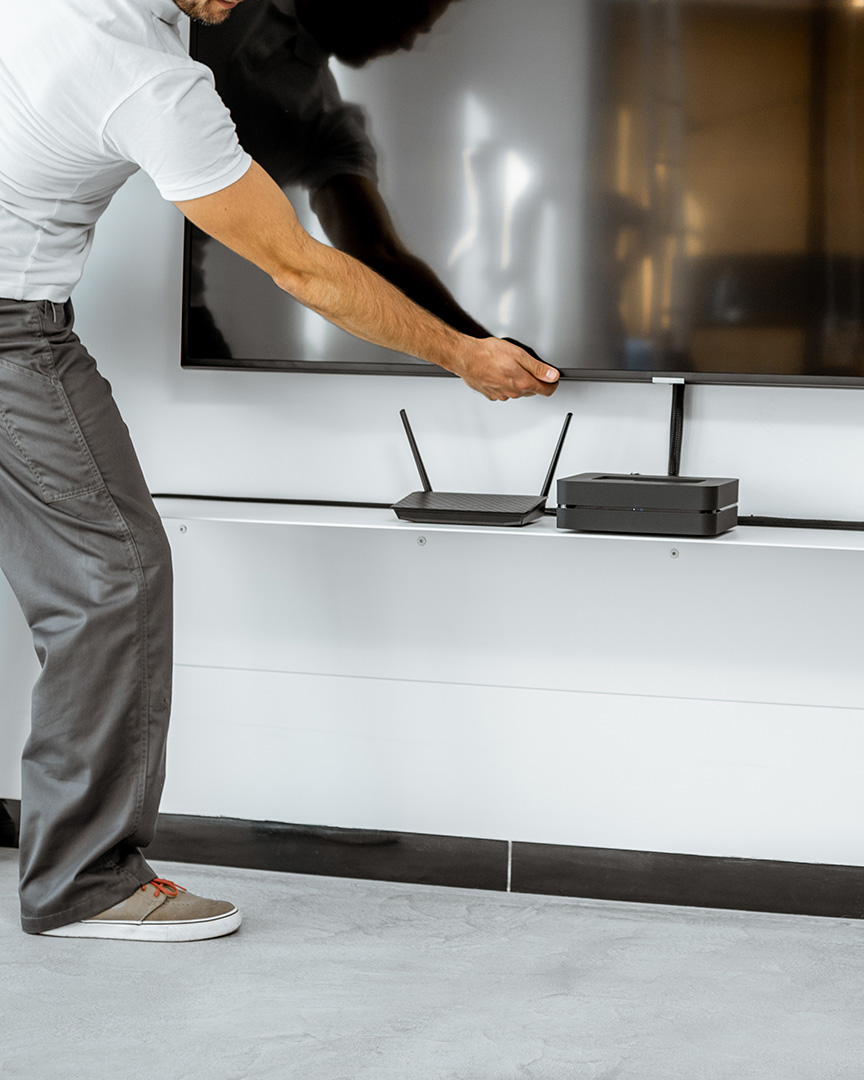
[395,492,544,512]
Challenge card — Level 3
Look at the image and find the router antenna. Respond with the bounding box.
[399,409,433,492]
[539,413,573,498]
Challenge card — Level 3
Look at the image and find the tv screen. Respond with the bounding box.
[183,0,864,386]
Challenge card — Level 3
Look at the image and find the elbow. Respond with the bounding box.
[271,262,343,324]
[271,266,309,298]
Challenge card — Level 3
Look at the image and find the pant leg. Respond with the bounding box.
[0,298,173,933]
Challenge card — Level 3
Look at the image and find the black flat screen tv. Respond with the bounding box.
[183,0,864,387]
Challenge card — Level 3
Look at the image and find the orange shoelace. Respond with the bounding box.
[143,877,187,899]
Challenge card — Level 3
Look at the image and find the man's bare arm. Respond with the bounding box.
[174,162,558,400]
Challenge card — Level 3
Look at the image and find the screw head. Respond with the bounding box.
[179,524,187,534]
[417,536,427,546]
[670,548,679,558]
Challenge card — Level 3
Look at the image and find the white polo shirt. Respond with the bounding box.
[0,0,252,302]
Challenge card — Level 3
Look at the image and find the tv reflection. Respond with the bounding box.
[189,0,526,360]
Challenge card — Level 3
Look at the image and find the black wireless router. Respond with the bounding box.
[392,410,572,527]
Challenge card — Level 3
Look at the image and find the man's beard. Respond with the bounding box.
[173,0,238,25]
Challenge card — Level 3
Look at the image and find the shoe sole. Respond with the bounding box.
[40,908,241,942]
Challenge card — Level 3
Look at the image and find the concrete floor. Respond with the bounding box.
[1,848,862,1079]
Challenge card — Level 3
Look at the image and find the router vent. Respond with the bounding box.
[398,492,543,512]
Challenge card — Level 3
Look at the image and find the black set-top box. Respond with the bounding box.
[557,472,739,537]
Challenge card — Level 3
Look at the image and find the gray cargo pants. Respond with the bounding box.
[0,297,172,933]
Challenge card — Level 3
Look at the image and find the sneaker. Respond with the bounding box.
[40,878,241,942]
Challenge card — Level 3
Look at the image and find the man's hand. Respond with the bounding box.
[451,338,559,400]
[175,162,559,401]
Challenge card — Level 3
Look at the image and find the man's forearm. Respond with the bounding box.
[332,245,491,340]
[311,175,490,338]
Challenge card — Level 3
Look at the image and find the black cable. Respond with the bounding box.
[151,493,394,510]
[667,382,685,477]
[740,515,864,532]
[152,495,864,532]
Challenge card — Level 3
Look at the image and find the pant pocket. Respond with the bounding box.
[0,358,104,502]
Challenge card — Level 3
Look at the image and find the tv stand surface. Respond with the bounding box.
[155,496,864,549]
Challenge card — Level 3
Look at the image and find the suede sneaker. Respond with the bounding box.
[40,878,241,942]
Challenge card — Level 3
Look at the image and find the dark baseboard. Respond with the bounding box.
[2,799,862,919]
[0,799,19,848]
[511,841,864,920]
[149,813,508,892]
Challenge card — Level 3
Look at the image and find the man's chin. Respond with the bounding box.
[199,5,236,24]
[176,0,239,25]
[218,1,245,16]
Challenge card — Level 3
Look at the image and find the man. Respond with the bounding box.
[0,0,558,942]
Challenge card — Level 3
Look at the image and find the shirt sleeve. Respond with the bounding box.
[101,66,252,202]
